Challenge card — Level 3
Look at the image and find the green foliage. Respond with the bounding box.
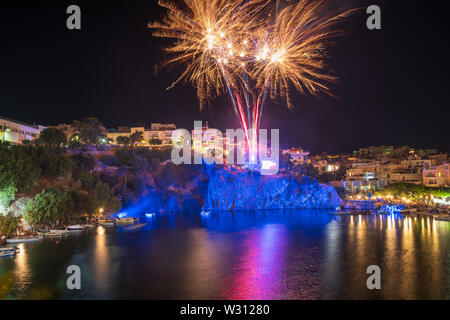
[72,117,106,145]
[74,169,97,190]
[71,154,96,171]
[116,136,131,146]
[0,145,41,193]
[279,153,291,169]
[149,137,162,145]
[0,183,17,210]
[24,188,73,225]
[86,182,121,215]
[36,147,73,178]
[158,162,192,187]
[114,147,171,167]
[101,155,121,167]
[150,157,161,171]
[374,183,450,200]
[0,212,21,238]
[68,138,82,149]
[22,139,33,145]
[130,131,144,145]
[38,128,67,146]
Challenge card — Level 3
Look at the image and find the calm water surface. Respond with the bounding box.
[1,210,450,299]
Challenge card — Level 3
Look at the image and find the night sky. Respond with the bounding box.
[1,0,449,154]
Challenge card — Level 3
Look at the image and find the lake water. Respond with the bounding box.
[1,210,450,299]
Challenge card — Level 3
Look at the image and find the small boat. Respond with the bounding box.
[0,250,15,258]
[399,208,417,214]
[0,247,18,256]
[117,217,137,225]
[38,229,70,237]
[84,224,96,229]
[434,215,450,222]
[333,211,353,215]
[67,225,86,231]
[50,229,70,235]
[6,236,43,244]
[98,219,116,226]
[0,247,19,257]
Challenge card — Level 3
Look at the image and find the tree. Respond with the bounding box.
[72,117,106,145]
[0,212,21,238]
[36,147,73,178]
[86,182,121,215]
[0,145,41,193]
[279,152,291,169]
[130,131,144,145]
[71,154,96,171]
[22,139,33,145]
[149,137,162,145]
[24,188,73,226]
[334,165,347,180]
[0,183,17,211]
[116,136,131,146]
[38,128,67,146]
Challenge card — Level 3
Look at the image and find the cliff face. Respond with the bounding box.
[204,166,342,211]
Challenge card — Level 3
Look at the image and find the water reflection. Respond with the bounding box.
[0,211,449,299]
[222,224,286,299]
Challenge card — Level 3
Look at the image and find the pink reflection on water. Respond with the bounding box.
[221,224,286,299]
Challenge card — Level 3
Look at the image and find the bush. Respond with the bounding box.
[374,183,450,200]
[0,145,41,193]
[24,188,73,225]
[0,212,22,238]
[0,184,17,211]
[74,169,97,190]
[37,148,73,178]
[71,154,96,171]
[101,155,121,167]
[38,128,67,146]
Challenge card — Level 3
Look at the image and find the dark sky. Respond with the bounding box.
[0,0,449,154]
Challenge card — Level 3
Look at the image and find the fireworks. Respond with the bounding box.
[149,0,357,146]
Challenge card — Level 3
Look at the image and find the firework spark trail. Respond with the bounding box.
[149,0,358,150]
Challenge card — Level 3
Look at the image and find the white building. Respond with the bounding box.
[0,116,45,144]
[282,148,309,165]
[107,124,176,146]
[423,163,450,187]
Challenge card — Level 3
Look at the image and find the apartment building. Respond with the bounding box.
[282,148,310,165]
[0,116,45,144]
[423,163,450,187]
[107,124,177,146]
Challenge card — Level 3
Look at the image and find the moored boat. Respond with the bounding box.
[0,247,18,255]
[117,217,137,225]
[38,229,70,237]
[6,236,43,244]
[67,225,86,231]
[434,215,450,222]
[0,250,15,258]
[49,229,70,235]
[399,208,418,214]
[98,218,116,226]
[333,211,353,215]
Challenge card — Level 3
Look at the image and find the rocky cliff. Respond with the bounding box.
[204,166,342,211]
